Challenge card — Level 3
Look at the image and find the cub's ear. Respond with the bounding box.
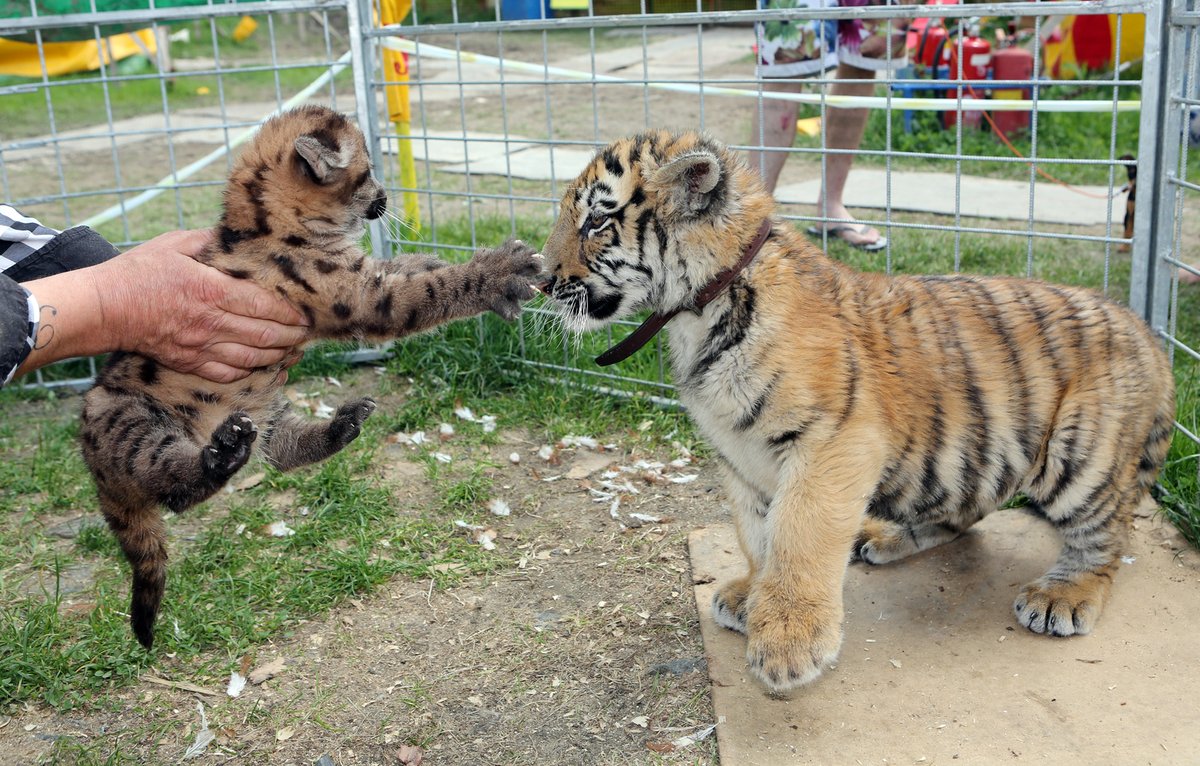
[649,150,722,218]
[295,135,348,184]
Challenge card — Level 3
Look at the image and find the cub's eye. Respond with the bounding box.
[583,210,610,238]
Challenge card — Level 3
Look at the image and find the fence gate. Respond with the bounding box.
[1139,0,1200,470]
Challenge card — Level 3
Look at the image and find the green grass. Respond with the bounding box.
[2,64,353,142]
[0,307,696,712]
[381,211,1200,549]
[1,190,1197,716]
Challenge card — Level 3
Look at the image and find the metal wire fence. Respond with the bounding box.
[361,0,1179,405]
[1152,0,1200,459]
[2,0,362,387]
[2,0,1198,484]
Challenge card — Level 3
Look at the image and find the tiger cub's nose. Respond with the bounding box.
[366,192,387,220]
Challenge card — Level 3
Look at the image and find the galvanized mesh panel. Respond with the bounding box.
[1,0,356,388]
[2,0,1194,476]
[362,1,1152,403]
[1151,0,1200,499]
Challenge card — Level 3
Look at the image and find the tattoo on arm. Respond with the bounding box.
[32,304,57,351]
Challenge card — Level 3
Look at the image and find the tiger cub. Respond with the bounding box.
[80,105,542,649]
[1120,153,1136,252]
[540,130,1174,693]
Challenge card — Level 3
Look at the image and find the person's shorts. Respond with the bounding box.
[756,0,911,79]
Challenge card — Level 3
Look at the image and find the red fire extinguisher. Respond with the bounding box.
[915,21,949,70]
[991,44,1035,137]
[943,24,991,129]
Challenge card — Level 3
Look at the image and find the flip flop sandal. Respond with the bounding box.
[805,224,888,252]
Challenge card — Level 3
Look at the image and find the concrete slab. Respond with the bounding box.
[775,168,1121,225]
[689,513,1200,765]
[439,144,595,182]
[379,130,531,165]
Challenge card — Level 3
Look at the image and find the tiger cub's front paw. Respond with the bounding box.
[711,576,751,634]
[745,590,843,693]
[469,239,544,321]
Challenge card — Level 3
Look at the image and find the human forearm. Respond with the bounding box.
[10,230,310,384]
[13,266,111,378]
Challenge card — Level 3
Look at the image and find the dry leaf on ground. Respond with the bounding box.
[248,657,286,685]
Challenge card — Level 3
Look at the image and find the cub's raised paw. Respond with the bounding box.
[711,576,751,634]
[745,593,842,692]
[328,397,377,449]
[1013,573,1112,637]
[469,239,544,321]
[203,413,257,480]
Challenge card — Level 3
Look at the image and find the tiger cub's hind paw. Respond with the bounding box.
[854,517,964,565]
[1014,571,1113,637]
[327,397,377,449]
[202,413,257,480]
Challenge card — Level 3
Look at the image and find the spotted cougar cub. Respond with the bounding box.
[79,105,542,649]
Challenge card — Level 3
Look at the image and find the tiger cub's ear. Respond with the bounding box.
[294,135,348,184]
[651,150,722,218]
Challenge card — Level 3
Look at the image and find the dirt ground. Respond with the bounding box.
[0,370,725,765]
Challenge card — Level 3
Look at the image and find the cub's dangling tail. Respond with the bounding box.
[98,493,168,649]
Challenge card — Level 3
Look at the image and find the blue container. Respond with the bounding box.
[500,0,553,20]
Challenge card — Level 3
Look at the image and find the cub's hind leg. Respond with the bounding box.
[261,398,376,472]
[1015,403,1145,637]
[82,395,257,648]
[1013,488,1129,638]
[82,393,257,512]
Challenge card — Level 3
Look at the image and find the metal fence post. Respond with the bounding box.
[348,0,388,261]
[1131,0,1178,331]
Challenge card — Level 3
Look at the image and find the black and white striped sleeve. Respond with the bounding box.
[0,279,38,385]
[0,205,59,385]
[0,206,120,385]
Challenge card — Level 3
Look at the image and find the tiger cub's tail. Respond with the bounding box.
[1138,388,1176,499]
[99,493,169,650]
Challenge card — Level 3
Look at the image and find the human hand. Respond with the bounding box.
[95,229,310,383]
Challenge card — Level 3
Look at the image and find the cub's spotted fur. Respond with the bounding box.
[541,130,1174,693]
[80,106,541,649]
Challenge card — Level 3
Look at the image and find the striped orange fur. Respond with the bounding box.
[540,130,1175,693]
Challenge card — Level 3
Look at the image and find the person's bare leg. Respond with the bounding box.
[815,61,882,247]
[747,79,805,194]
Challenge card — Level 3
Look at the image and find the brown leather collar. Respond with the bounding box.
[595,218,773,367]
